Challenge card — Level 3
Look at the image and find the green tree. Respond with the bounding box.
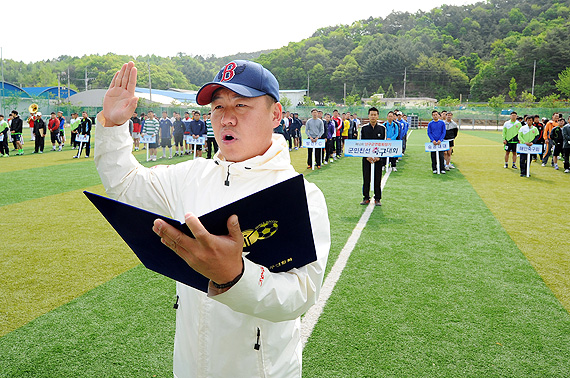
[280,96,292,109]
[385,84,396,98]
[539,94,561,108]
[508,77,517,102]
[376,85,385,95]
[488,94,505,110]
[438,96,460,107]
[362,87,368,98]
[520,91,536,107]
[555,67,570,98]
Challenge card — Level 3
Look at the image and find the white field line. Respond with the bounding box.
[301,159,393,349]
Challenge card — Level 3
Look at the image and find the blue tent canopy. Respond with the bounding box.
[0,82,31,98]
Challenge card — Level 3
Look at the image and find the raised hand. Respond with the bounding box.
[102,62,139,127]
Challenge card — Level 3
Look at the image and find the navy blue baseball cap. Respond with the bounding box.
[196,60,280,105]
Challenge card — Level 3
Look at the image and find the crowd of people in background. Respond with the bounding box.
[502,111,570,175]
[2,107,569,179]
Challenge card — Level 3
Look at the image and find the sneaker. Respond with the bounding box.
[433,170,437,174]
[441,170,446,174]
[360,199,370,205]
[392,167,398,172]
[317,166,321,169]
[323,161,328,165]
[375,200,382,206]
[73,156,78,158]
[449,163,455,169]
[152,157,157,162]
[555,164,559,170]
[504,163,508,168]
[512,164,517,169]
[168,156,172,159]
[541,163,546,167]
[564,169,569,173]
[58,147,62,151]
[85,155,89,158]
[307,166,312,169]
[445,165,450,171]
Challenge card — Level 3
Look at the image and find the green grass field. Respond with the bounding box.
[1,130,569,377]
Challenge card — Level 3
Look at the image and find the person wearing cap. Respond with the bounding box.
[94,61,330,378]
[33,112,46,154]
[9,110,24,155]
[57,111,66,148]
[48,112,62,151]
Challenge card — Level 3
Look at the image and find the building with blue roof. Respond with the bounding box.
[22,86,77,99]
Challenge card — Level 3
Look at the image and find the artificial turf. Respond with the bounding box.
[1,130,569,377]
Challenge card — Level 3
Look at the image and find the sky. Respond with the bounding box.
[4,0,473,63]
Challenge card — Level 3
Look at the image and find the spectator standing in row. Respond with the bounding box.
[10,110,23,155]
[332,109,342,159]
[502,111,520,169]
[182,111,192,155]
[69,112,81,149]
[428,110,446,174]
[48,112,62,151]
[75,111,92,158]
[562,118,570,173]
[550,117,565,170]
[517,116,539,177]
[541,112,558,167]
[0,115,9,157]
[360,107,386,206]
[305,108,324,169]
[57,111,66,148]
[323,113,335,165]
[291,113,302,150]
[172,112,185,157]
[396,112,409,154]
[532,115,545,161]
[131,112,142,151]
[443,112,459,170]
[143,110,159,161]
[384,111,399,171]
[189,111,206,158]
[205,112,218,159]
[33,112,46,154]
[159,111,173,159]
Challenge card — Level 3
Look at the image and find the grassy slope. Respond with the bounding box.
[303,131,570,377]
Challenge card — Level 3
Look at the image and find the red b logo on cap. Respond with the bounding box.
[220,62,237,82]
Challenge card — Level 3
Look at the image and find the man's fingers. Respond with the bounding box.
[115,63,127,88]
[185,213,210,241]
[153,219,189,255]
[109,70,119,89]
[227,215,243,242]
[126,62,137,94]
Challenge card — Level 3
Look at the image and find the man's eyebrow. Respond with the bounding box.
[211,92,249,103]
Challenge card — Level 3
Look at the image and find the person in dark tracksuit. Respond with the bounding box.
[33,113,47,153]
[360,107,386,206]
[75,111,92,158]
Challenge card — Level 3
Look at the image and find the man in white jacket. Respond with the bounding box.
[94,60,330,378]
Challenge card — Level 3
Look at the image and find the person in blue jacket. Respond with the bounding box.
[188,111,207,158]
[427,110,446,174]
[396,111,409,154]
[384,111,400,171]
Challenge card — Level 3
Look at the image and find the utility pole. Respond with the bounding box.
[67,67,70,99]
[80,68,95,92]
[403,67,407,98]
[307,73,310,98]
[343,83,346,105]
[58,73,61,102]
[530,59,536,96]
[148,56,152,103]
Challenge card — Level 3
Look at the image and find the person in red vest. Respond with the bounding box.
[48,112,62,151]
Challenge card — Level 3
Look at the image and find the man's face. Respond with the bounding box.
[333,111,339,118]
[433,112,440,121]
[162,112,168,118]
[553,114,559,122]
[51,114,56,119]
[387,113,394,122]
[510,114,517,122]
[148,112,155,119]
[317,111,323,119]
[193,113,200,121]
[558,119,564,126]
[369,111,379,124]
[210,88,282,162]
[325,114,331,121]
[311,110,318,119]
[446,113,452,121]
[286,112,290,117]
[82,112,88,118]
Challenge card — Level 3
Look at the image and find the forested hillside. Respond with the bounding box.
[3,0,570,103]
[257,0,570,102]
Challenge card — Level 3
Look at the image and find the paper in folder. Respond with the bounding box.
[84,175,316,292]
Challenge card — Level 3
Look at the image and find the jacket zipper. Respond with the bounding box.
[255,327,266,377]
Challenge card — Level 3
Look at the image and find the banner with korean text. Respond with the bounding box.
[302,139,326,148]
[424,141,450,152]
[344,140,402,158]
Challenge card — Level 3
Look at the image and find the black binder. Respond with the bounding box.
[84,175,316,292]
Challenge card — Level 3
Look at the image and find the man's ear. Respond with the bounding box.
[271,102,283,129]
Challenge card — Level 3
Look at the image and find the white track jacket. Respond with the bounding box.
[94,122,330,378]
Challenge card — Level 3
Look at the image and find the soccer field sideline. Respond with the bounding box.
[1,130,570,377]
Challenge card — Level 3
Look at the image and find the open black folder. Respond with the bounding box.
[84,175,316,293]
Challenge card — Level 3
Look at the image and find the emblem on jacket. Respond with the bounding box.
[242,220,278,248]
